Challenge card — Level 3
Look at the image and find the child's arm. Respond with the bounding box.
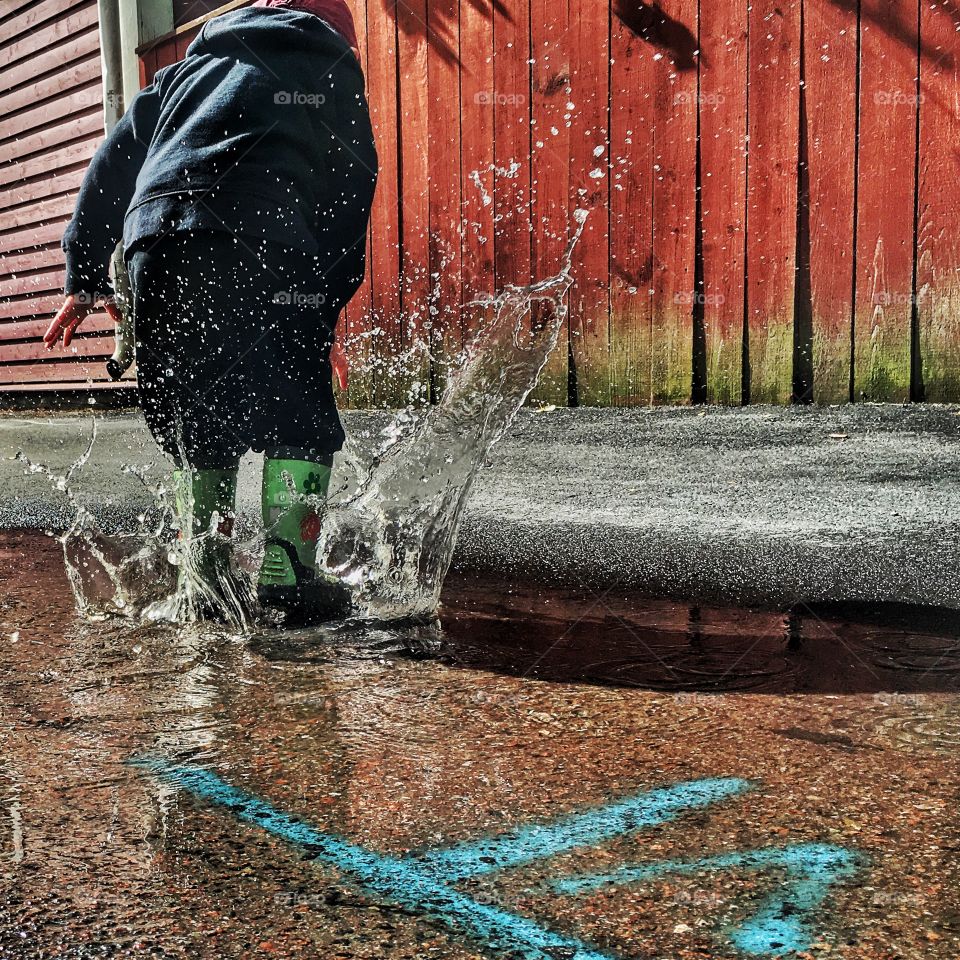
[45,72,168,349]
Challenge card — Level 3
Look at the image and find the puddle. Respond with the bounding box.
[0,529,959,958]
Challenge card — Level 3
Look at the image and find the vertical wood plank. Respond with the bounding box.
[699,0,747,405]
[804,0,857,403]
[493,0,532,289]
[396,0,432,401]
[459,0,495,312]
[650,0,698,404]
[529,0,571,404]
[745,0,801,404]
[567,0,610,405]
[853,0,918,401]
[916,0,960,401]
[365,0,404,405]
[427,0,463,380]
[608,3,654,405]
[341,1,374,409]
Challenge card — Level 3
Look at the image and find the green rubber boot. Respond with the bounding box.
[172,468,237,541]
[171,468,240,616]
[258,458,352,622]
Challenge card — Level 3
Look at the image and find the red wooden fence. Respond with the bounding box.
[7,0,960,405]
[0,0,134,392]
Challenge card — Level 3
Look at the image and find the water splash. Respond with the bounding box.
[30,209,588,629]
[318,208,589,622]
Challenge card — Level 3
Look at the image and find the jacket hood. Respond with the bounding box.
[186,6,353,61]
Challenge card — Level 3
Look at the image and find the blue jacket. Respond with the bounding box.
[62,6,377,297]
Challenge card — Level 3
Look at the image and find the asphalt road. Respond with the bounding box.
[1,403,959,609]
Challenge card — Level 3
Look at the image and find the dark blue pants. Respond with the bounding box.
[129,230,351,470]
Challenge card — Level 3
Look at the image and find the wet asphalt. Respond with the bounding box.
[0,530,959,959]
[0,407,959,958]
[1,404,960,610]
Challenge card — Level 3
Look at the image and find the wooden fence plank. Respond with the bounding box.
[340,3,374,409]
[650,0,698,404]
[0,266,63,297]
[0,334,113,363]
[0,0,91,47]
[529,0,571,404]
[0,135,100,189]
[396,0,431,402]
[699,0,747,404]
[0,311,114,339]
[0,4,99,73]
[364,0,403,406]
[493,0,532,290]
[804,0,857,403]
[853,0,918,401]
[608,3,653,406]
[0,359,118,385]
[0,293,63,320]
[0,55,100,120]
[567,0,610,405]
[0,109,100,165]
[427,0,462,378]
[459,0,495,307]
[916,0,960,401]
[745,0,801,403]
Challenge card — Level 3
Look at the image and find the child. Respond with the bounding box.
[44,0,377,620]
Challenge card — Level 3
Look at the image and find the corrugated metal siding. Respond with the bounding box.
[0,0,132,392]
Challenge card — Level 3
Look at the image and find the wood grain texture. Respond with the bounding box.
[853,0,918,401]
[529,0,570,404]
[804,0,857,403]
[396,0,432,402]
[916,0,960,401]
[699,0,747,404]
[608,1,654,405]
[650,0,698,404]
[567,0,610,406]
[745,0,801,404]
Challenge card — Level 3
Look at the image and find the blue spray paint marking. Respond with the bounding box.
[130,757,861,959]
[554,844,865,956]
[130,757,618,960]
[417,777,751,880]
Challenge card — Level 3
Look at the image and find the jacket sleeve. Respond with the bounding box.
[61,70,169,298]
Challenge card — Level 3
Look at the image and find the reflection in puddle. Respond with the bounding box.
[0,530,958,958]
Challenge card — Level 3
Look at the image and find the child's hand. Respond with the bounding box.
[44,295,122,350]
[330,336,349,392]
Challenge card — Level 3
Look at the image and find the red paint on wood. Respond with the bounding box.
[0,29,99,100]
[608,0,654,405]
[745,0,801,403]
[459,0,495,312]
[650,0,697,404]
[0,4,99,73]
[529,0,571,404]
[916,0,960,400]
[427,0,463,373]
[395,0,431,400]
[364,0,403,405]
[853,0,919,401]
[567,0,610,405]
[699,0,747,404]
[804,0,857,403]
